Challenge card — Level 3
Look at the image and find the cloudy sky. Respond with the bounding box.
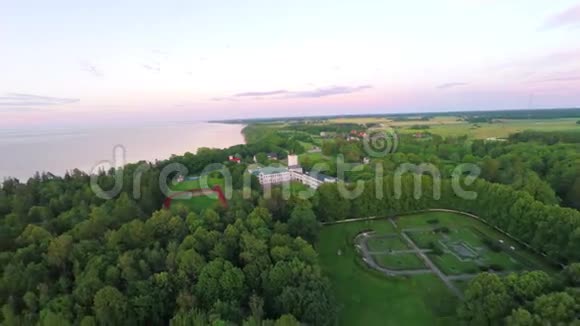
[1,0,580,127]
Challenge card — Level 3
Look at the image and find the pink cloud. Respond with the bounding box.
[545,4,580,29]
[214,85,373,101]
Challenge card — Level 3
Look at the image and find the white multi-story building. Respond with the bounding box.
[290,170,336,189]
[254,166,291,185]
[250,154,336,189]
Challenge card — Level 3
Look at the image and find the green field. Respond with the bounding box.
[428,253,480,275]
[319,211,554,325]
[417,118,580,139]
[319,218,458,325]
[170,177,224,191]
[299,152,330,163]
[406,230,440,249]
[373,253,426,270]
[396,212,553,272]
[169,177,225,212]
[366,235,408,251]
[324,116,580,139]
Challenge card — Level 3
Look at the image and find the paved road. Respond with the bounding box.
[400,232,464,299]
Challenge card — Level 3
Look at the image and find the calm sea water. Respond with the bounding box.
[0,122,245,181]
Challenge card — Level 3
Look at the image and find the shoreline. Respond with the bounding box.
[0,122,246,181]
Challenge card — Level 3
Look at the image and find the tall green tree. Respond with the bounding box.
[93,286,129,325]
[458,273,512,325]
[287,205,319,243]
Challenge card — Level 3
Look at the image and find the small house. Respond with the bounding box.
[228,155,241,164]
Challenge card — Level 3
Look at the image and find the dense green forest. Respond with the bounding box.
[2,121,580,325]
[458,269,580,325]
[244,123,580,209]
[0,149,334,325]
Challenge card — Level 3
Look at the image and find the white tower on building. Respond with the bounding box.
[287,154,303,173]
[288,154,298,166]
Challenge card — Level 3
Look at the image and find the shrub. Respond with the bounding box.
[488,263,504,271]
[434,226,450,234]
[428,241,444,256]
[427,219,439,225]
[482,238,502,252]
[478,265,489,272]
[477,264,505,272]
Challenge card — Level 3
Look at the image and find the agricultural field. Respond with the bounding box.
[323,116,580,139]
[400,118,580,139]
[328,116,459,126]
[318,211,555,325]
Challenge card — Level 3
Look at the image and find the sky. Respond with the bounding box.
[1,0,580,128]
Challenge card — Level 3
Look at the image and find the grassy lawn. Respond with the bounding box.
[447,228,482,246]
[406,230,440,249]
[453,280,470,293]
[170,195,218,212]
[299,152,329,162]
[319,220,458,325]
[429,253,481,275]
[170,177,225,191]
[289,181,309,193]
[168,177,225,212]
[366,235,408,251]
[373,253,426,270]
[298,140,316,151]
[311,135,324,145]
[328,218,396,237]
[397,212,553,272]
[395,212,459,229]
[319,211,556,324]
[484,251,524,271]
[468,227,551,270]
